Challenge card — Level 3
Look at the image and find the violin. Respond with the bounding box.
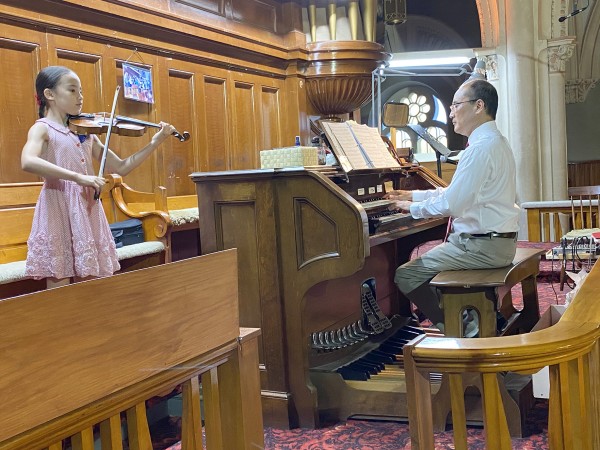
[68,113,191,142]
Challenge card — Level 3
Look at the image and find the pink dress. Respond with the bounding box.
[25,118,120,280]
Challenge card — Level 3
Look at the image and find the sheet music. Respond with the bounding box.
[348,122,400,168]
[321,121,400,172]
[321,122,370,170]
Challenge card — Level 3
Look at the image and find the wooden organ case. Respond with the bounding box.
[192,165,447,428]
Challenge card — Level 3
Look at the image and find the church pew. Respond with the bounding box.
[110,181,200,261]
[0,249,264,450]
[0,175,170,299]
[404,259,600,449]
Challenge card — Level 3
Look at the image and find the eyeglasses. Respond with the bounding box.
[449,99,479,110]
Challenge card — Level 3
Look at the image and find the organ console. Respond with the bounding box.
[192,163,447,429]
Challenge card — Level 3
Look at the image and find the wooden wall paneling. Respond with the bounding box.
[202,73,230,172]
[281,69,309,148]
[164,68,197,195]
[568,160,600,188]
[231,81,258,169]
[111,50,162,193]
[0,1,309,190]
[47,34,160,192]
[0,26,44,184]
[230,0,278,33]
[54,49,103,114]
[261,86,282,152]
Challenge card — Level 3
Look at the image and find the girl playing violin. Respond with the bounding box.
[21,65,176,287]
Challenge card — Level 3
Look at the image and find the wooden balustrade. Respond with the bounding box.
[404,261,600,449]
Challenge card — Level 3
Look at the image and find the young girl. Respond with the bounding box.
[21,65,176,286]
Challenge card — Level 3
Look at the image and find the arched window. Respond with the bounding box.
[383,87,448,160]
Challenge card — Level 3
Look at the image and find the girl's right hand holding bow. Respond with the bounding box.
[75,173,106,190]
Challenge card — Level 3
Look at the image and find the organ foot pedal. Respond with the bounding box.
[361,278,392,333]
[310,278,393,352]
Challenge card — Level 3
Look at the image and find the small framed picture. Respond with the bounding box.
[122,62,154,104]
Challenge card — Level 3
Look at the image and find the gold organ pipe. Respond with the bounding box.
[360,0,376,41]
[327,0,337,40]
[308,0,317,42]
[348,0,359,40]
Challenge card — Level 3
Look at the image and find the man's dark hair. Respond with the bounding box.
[466,79,498,120]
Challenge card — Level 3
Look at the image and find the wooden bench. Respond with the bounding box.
[428,247,544,437]
[0,248,264,450]
[431,247,545,338]
[111,182,200,261]
[0,175,170,299]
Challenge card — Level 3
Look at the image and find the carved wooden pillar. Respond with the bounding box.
[303,41,390,120]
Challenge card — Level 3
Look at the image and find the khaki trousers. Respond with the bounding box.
[394,233,517,324]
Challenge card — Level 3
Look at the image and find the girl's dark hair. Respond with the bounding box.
[35,66,73,118]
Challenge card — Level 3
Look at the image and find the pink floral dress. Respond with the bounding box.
[25,118,120,280]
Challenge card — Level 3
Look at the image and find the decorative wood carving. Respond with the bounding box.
[302,41,390,119]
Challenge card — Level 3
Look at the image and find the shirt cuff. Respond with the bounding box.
[409,202,423,219]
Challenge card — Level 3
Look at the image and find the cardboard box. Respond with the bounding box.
[531,305,567,398]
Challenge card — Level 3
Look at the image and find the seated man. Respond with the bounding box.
[385,79,520,334]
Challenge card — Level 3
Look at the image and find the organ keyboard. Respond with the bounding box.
[192,164,448,428]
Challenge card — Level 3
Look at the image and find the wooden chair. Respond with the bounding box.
[568,185,600,229]
[555,185,600,289]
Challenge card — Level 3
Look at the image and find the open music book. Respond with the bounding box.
[321,121,400,172]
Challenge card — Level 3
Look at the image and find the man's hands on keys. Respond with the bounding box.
[383,189,412,201]
[383,189,412,212]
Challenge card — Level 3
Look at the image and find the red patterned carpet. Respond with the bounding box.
[158,240,573,450]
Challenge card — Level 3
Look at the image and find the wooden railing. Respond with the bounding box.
[404,261,600,449]
[0,249,264,450]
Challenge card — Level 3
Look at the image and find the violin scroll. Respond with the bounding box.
[173,130,191,142]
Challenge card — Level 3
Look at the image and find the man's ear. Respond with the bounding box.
[475,99,485,114]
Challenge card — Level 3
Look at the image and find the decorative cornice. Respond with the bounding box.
[481,54,499,81]
[547,42,575,72]
[565,78,598,103]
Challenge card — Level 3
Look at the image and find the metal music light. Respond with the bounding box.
[384,0,407,25]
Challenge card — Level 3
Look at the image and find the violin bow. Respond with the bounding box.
[94,85,121,200]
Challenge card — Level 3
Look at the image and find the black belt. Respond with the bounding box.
[466,232,517,239]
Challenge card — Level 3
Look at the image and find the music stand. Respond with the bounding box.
[406,124,459,177]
